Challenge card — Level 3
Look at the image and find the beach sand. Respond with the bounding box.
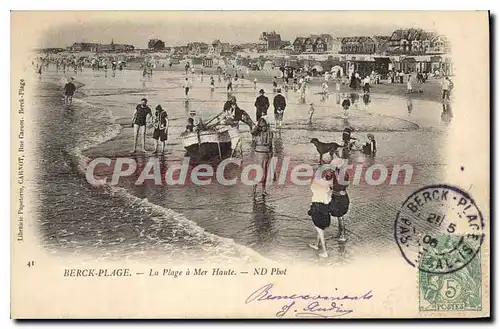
[35,65,450,265]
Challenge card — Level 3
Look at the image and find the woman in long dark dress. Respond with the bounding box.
[349,73,357,89]
[329,159,350,242]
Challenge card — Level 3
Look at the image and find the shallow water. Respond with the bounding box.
[33,74,264,264]
[35,67,449,265]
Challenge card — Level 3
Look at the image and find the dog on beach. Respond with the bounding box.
[310,138,343,164]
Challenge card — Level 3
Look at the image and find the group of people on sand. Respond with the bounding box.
[182,70,244,99]
[129,73,381,258]
[58,61,452,260]
[248,83,378,258]
[130,98,170,154]
[253,88,287,129]
[183,94,253,134]
[342,127,377,156]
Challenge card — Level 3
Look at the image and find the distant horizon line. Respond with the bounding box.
[39,29,445,50]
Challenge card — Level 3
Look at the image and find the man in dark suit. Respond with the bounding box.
[254,89,270,121]
[273,88,287,128]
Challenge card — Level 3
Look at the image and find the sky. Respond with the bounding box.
[37,12,438,49]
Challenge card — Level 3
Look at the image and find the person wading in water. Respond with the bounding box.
[131,98,153,153]
[273,88,287,129]
[329,158,351,242]
[209,75,215,92]
[63,77,76,106]
[251,117,273,197]
[341,94,351,117]
[152,105,169,154]
[183,77,192,99]
[362,133,377,156]
[308,170,334,258]
[254,89,270,122]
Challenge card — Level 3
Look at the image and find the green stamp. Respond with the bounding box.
[395,184,485,311]
[419,245,482,312]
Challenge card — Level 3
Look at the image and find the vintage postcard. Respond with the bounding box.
[11,11,490,318]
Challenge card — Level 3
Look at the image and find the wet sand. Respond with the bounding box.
[71,67,449,265]
[124,62,446,103]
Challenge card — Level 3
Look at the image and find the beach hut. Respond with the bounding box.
[262,60,273,71]
[311,64,324,76]
[203,58,213,68]
[330,65,344,78]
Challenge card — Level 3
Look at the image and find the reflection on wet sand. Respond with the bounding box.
[251,197,276,247]
[39,65,449,264]
[441,101,453,123]
[273,134,284,157]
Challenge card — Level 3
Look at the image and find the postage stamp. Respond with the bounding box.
[419,241,482,312]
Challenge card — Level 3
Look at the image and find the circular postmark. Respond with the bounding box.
[394,184,485,274]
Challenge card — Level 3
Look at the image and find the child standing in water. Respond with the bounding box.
[308,102,315,123]
[183,77,192,99]
[272,77,278,93]
[321,81,329,94]
[209,75,215,91]
[407,74,413,93]
[341,95,351,117]
[362,133,377,156]
[308,171,333,258]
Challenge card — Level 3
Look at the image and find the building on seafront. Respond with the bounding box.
[70,42,99,52]
[187,42,209,55]
[70,39,135,53]
[387,28,449,55]
[386,29,451,74]
[292,34,335,54]
[63,29,452,76]
[340,36,379,54]
[209,39,233,56]
[259,31,282,51]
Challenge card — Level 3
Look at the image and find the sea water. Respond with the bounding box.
[34,67,448,266]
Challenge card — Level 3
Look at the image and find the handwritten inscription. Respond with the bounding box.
[246,283,373,318]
